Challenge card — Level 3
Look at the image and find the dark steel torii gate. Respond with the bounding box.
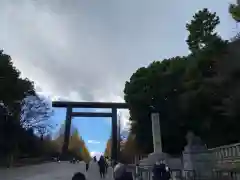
[52,101,128,163]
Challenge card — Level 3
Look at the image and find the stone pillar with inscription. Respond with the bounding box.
[151,113,162,153]
[140,113,168,167]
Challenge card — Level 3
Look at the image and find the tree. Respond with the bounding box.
[54,134,65,153]
[0,50,56,166]
[80,142,91,162]
[125,57,188,154]
[20,95,53,131]
[104,139,111,158]
[229,3,240,22]
[0,50,36,166]
[104,135,124,159]
[53,127,91,161]
[186,8,221,53]
[69,130,82,158]
[37,126,52,141]
[121,132,142,163]
[0,50,35,113]
[124,8,240,155]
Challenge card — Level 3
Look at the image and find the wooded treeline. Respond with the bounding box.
[0,50,91,166]
[124,8,240,155]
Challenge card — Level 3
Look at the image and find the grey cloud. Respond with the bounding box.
[0,0,236,105]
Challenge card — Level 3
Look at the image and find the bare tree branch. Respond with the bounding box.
[20,95,54,133]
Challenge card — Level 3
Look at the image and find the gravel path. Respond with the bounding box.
[0,161,114,180]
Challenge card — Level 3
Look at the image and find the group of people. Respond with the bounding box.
[72,157,171,180]
[113,158,171,180]
[98,156,109,178]
[152,159,171,180]
[73,157,131,180]
[85,155,109,179]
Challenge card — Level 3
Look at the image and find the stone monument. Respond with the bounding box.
[182,131,213,178]
[140,112,168,166]
[184,131,207,153]
[151,113,162,153]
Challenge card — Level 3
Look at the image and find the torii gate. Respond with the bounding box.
[52,101,128,164]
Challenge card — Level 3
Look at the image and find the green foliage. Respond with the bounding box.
[124,57,189,154]
[229,4,240,22]
[186,8,221,53]
[0,50,56,166]
[124,8,240,155]
[54,128,91,162]
[0,50,35,109]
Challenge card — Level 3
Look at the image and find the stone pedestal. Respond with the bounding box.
[182,132,213,178]
[140,152,169,166]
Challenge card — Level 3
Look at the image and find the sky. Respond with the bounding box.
[0,0,238,155]
[50,107,114,156]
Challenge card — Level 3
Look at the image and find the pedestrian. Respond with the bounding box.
[165,166,171,180]
[113,162,133,180]
[152,159,171,180]
[86,162,89,171]
[105,157,109,173]
[98,156,106,178]
[84,157,90,172]
[89,157,98,174]
[72,172,86,180]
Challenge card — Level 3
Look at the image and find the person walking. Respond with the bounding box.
[85,157,90,172]
[85,162,89,172]
[89,156,98,175]
[98,156,106,178]
[84,158,90,179]
[105,157,109,173]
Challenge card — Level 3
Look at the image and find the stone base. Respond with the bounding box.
[182,151,213,177]
[140,152,168,166]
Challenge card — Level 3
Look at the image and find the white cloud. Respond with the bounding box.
[93,95,130,131]
[0,0,235,131]
[90,151,103,160]
[118,110,130,131]
[88,140,101,144]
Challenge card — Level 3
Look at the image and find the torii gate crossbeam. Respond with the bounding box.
[52,101,128,164]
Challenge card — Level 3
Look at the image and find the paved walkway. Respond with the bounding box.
[0,161,114,180]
